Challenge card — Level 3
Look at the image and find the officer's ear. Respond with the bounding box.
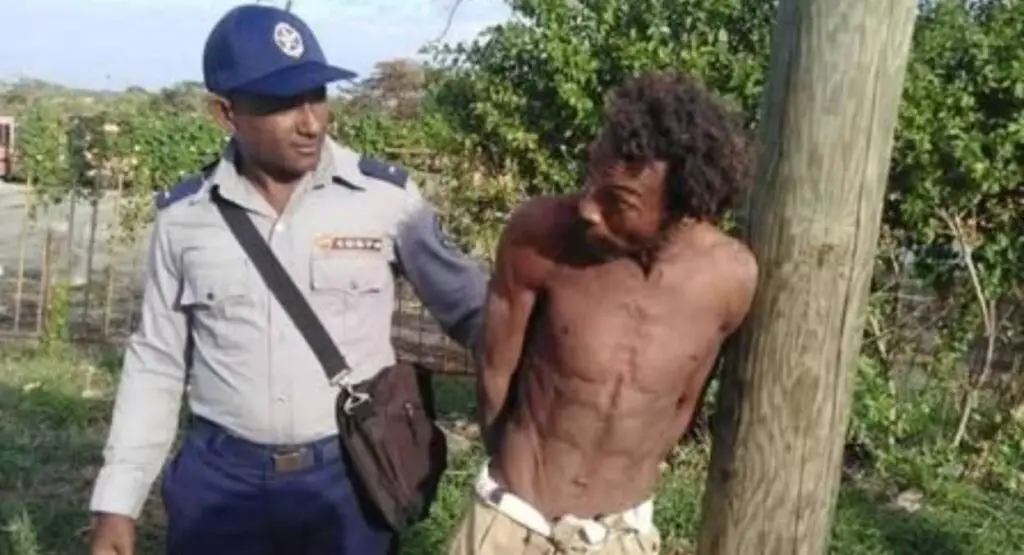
[207,94,237,134]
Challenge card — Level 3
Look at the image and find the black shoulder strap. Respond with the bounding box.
[213,194,351,384]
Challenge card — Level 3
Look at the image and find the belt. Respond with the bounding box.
[189,416,342,473]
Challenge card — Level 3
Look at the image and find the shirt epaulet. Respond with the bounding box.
[357,156,408,188]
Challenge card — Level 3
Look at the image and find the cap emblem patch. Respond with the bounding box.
[273,22,304,58]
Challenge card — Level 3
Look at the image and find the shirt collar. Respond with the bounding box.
[208,138,341,215]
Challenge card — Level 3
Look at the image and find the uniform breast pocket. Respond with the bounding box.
[180,261,256,321]
[310,257,391,317]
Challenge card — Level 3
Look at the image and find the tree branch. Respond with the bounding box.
[940,209,997,450]
[431,0,469,44]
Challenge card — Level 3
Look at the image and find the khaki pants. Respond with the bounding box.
[448,463,660,555]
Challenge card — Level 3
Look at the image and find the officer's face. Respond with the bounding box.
[212,87,330,180]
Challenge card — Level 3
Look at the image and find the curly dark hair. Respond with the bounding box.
[596,71,756,222]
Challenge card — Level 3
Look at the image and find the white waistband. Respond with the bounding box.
[473,461,655,544]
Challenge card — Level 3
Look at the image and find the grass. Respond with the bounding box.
[1,345,1022,555]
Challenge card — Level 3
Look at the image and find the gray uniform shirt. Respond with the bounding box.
[89,139,487,518]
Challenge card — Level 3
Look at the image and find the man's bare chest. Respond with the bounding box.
[531,262,725,388]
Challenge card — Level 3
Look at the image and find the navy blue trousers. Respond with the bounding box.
[161,417,394,555]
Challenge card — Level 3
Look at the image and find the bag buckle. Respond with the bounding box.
[343,387,371,414]
[330,369,371,414]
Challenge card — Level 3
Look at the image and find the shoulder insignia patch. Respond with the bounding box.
[154,173,204,210]
[433,213,460,251]
[357,156,408,188]
[154,159,217,210]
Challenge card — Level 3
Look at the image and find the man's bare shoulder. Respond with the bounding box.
[672,224,754,272]
[496,195,577,288]
[664,224,757,330]
[702,229,758,330]
[501,195,578,262]
[710,231,757,281]
[503,195,578,245]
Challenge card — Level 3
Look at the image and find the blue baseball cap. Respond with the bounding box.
[202,4,357,97]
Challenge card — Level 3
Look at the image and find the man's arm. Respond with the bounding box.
[392,179,489,352]
[476,203,552,454]
[90,213,189,519]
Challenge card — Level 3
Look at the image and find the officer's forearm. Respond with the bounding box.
[447,310,484,355]
[394,206,488,350]
[89,338,186,519]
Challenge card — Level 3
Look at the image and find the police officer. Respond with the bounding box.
[88,5,487,555]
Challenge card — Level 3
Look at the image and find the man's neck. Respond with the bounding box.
[630,218,706,275]
[236,156,306,215]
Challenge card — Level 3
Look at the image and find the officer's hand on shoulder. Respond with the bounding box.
[89,513,135,555]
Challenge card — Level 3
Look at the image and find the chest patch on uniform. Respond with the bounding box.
[315,234,384,252]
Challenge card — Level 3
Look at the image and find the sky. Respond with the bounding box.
[1,0,512,91]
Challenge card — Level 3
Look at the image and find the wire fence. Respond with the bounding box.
[0,181,474,375]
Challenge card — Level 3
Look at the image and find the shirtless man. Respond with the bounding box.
[449,71,759,555]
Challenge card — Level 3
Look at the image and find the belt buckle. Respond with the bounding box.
[272,448,308,473]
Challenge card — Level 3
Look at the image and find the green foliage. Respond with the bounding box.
[40,280,71,352]
[65,109,225,194]
[424,0,776,250]
[878,0,1024,492]
[19,106,226,209]
[118,109,226,192]
[889,0,1024,297]
[15,103,71,203]
[850,355,958,484]
[427,0,773,197]
[331,105,428,156]
[0,505,42,555]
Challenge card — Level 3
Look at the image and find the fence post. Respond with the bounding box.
[12,187,32,333]
[102,174,126,336]
[81,193,101,332]
[64,189,78,340]
[37,206,52,336]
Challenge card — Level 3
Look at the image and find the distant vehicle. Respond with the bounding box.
[0,116,14,180]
